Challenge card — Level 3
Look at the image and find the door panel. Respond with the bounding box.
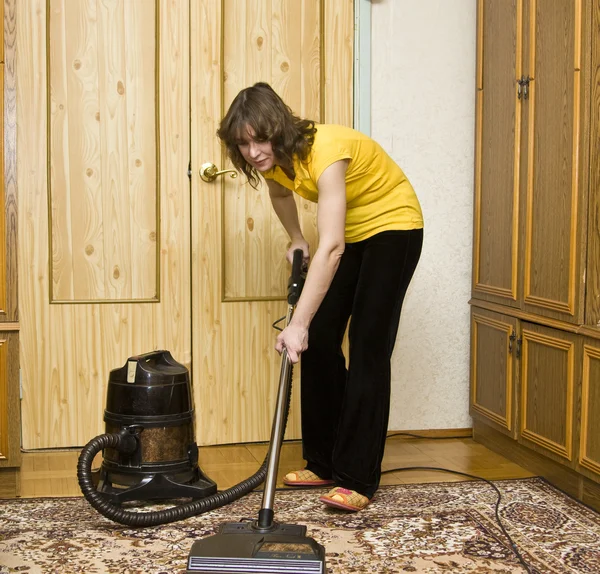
[19,0,191,448]
[49,0,158,301]
[473,0,521,306]
[191,0,353,445]
[522,0,588,322]
[222,1,321,300]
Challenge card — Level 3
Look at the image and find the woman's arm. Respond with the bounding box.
[275,160,348,362]
[266,179,310,263]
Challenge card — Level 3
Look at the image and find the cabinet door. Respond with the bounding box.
[578,339,600,482]
[519,322,579,468]
[472,0,522,308]
[584,1,600,327]
[520,0,589,324]
[0,0,19,470]
[0,332,20,468]
[470,307,518,438]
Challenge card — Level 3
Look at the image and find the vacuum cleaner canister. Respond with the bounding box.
[92,350,216,503]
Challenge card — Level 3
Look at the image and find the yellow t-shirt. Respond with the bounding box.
[263,124,424,243]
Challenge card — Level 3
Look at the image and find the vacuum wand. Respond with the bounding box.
[258,315,293,528]
[259,249,304,529]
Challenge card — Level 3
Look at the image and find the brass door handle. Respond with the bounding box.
[199,162,238,183]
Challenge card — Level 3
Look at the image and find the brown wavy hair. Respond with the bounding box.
[217,82,317,188]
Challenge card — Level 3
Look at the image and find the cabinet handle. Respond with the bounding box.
[509,329,516,354]
[516,337,522,359]
[517,75,533,100]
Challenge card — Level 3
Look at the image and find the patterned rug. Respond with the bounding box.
[1,477,600,573]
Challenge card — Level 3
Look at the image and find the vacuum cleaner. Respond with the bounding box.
[78,250,327,572]
[77,347,267,527]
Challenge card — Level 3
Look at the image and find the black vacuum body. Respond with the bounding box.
[91,350,216,503]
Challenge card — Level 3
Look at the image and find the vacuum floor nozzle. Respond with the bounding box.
[186,521,326,573]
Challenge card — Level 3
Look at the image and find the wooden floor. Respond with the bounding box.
[1,432,535,499]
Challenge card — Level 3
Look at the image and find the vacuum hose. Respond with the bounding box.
[77,430,270,527]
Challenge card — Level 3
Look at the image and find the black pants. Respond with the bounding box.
[300,228,423,498]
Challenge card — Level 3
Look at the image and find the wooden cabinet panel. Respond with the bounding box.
[521,0,589,324]
[0,331,20,468]
[472,0,521,307]
[2,0,17,324]
[579,340,600,480]
[473,0,590,324]
[470,307,517,438]
[585,0,600,326]
[519,323,578,465]
[0,0,19,469]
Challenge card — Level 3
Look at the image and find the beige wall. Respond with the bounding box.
[371,0,477,430]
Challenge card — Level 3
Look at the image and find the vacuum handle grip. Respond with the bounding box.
[287,249,306,306]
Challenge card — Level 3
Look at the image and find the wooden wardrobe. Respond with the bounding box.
[470,0,600,510]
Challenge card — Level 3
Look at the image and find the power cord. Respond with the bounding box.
[384,433,531,570]
[379,466,532,574]
[387,431,469,440]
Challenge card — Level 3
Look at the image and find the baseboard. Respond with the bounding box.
[473,420,600,513]
[0,468,20,498]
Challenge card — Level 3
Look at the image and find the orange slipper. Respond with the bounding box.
[319,487,370,511]
[283,469,335,487]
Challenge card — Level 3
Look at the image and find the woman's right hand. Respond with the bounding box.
[287,239,310,268]
[275,322,308,364]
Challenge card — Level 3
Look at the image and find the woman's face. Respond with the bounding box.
[237,125,277,172]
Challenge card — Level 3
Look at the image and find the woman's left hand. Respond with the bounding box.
[275,323,308,364]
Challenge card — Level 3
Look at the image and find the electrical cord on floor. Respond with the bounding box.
[379,466,533,573]
[387,431,470,440]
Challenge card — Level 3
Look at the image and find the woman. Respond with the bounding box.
[217,82,423,512]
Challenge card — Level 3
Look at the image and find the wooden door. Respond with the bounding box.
[18,0,353,450]
[470,306,518,438]
[520,0,590,323]
[472,0,522,308]
[18,0,191,449]
[190,1,353,445]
